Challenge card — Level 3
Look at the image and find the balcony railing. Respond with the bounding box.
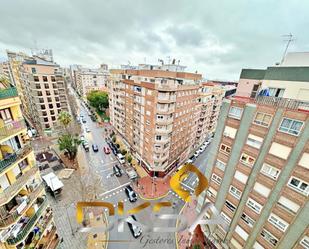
[7,197,47,245]
[255,96,309,112]
[0,143,32,174]
[0,119,27,139]
[0,87,18,100]
[0,184,44,228]
[0,166,38,206]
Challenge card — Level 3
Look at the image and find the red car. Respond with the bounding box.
[103,146,111,154]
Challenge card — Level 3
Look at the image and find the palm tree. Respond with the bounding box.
[57,111,72,130]
[58,134,81,160]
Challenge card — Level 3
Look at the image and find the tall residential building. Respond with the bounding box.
[73,65,109,97]
[0,62,11,83]
[8,51,70,134]
[109,63,224,177]
[197,66,309,249]
[0,82,59,248]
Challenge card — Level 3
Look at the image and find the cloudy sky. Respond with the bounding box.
[1,0,309,80]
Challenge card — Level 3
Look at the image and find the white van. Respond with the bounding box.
[117,153,125,164]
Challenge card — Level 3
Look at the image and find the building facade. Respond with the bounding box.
[0,83,59,248]
[109,64,224,177]
[197,66,309,249]
[73,65,109,97]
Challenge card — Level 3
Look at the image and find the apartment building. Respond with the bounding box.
[73,65,109,97]
[0,62,11,83]
[0,82,59,248]
[109,64,211,176]
[197,67,309,249]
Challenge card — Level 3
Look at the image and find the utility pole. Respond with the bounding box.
[281,33,295,64]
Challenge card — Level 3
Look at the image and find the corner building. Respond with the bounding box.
[0,83,59,248]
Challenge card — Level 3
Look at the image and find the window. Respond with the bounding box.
[45,124,50,129]
[44,83,49,89]
[246,134,263,149]
[235,225,249,240]
[240,153,255,167]
[250,84,260,98]
[43,117,48,122]
[41,105,46,110]
[220,143,231,155]
[254,112,272,127]
[215,160,226,171]
[46,91,51,96]
[299,153,309,169]
[277,196,300,214]
[261,229,278,246]
[133,86,142,92]
[268,213,289,232]
[31,67,36,74]
[241,213,255,228]
[51,76,55,82]
[269,87,285,97]
[229,185,242,199]
[207,187,217,198]
[49,104,53,108]
[287,177,309,196]
[228,106,243,119]
[300,236,309,249]
[146,120,150,126]
[146,110,151,116]
[224,126,237,139]
[279,118,303,136]
[156,135,162,141]
[247,198,263,214]
[157,115,164,119]
[269,142,291,159]
[211,174,222,185]
[220,212,231,225]
[43,76,48,82]
[234,170,248,184]
[225,200,236,213]
[254,182,271,197]
[47,97,52,102]
[56,103,60,108]
[261,163,280,180]
[34,76,39,82]
[42,111,47,116]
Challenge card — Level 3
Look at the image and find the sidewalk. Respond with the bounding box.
[87,212,108,249]
[176,201,217,249]
[134,175,171,199]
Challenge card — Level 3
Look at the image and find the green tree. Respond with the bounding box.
[193,245,201,249]
[112,136,116,143]
[58,134,81,160]
[57,111,72,129]
[87,90,109,111]
[121,149,127,155]
[127,154,132,164]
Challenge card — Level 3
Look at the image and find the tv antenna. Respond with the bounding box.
[281,33,295,64]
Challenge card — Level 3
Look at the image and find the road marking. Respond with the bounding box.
[180,181,195,191]
[99,182,131,197]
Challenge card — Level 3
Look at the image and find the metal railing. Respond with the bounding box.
[0,143,32,174]
[0,166,38,206]
[255,96,309,111]
[0,87,18,100]
[0,119,26,138]
[7,196,47,245]
[0,184,44,228]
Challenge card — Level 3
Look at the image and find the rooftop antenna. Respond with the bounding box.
[281,33,295,64]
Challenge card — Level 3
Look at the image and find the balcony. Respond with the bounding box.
[0,119,27,139]
[156,117,174,125]
[7,196,47,245]
[0,143,32,174]
[0,86,18,100]
[0,184,44,228]
[0,166,38,206]
[255,96,309,112]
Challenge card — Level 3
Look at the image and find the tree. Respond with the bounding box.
[127,154,132,164]
[58,134,81,160]
[58,111,72,129]
[121,149,127,155]
[87,90,109,111]
[112,136,116,143]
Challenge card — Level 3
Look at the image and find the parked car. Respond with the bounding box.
[198,145,206,153]
[85,127,90,133]
[186,155,196,164]
[127,215,142,238]
[103,146,111,154]
[126,168,138,180]
[113,165,122,177]
[82,119,86,124]
[125,186,137,202]
[193,150,200,157]
[83,142,90,152]
[80,135,85,142]
[92,144,99,152]
[117,153,125,164]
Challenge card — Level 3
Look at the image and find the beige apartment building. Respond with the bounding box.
[7,51,69,134]
[73,65,109,97]
[109,64,224,177]
[197,65,309,249]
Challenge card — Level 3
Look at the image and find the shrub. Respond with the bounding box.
[112,136,116,143]
[121,149,127,155]
[127,154,132,164]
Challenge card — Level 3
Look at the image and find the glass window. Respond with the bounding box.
[261,229,278,246]
[220,144,231,154]
[246,198,262,214]
[287,177,309,196]
[241,213,255,228]
[254,112,272,127]
[261,163,280,180]
[240,153,255,167]
[215,160,226,171]
[228,106,243,119]
[225,200,236,213]
[229,185,242,199]
[300,236,309,249]
[279,118,303,136]
[246,134,263,149]
[211,174,222,185]
[268,213,289,232]
[31,67,37,74]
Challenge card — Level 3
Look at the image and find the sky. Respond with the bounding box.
[1,0,309,80]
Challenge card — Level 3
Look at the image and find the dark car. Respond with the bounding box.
[127,215,142,238]
[113,165,122,177]
[82,118,86,123]
[125,186,137,202]
[92,144,99,152]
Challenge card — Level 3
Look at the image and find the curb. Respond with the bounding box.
[136,190,170,201]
